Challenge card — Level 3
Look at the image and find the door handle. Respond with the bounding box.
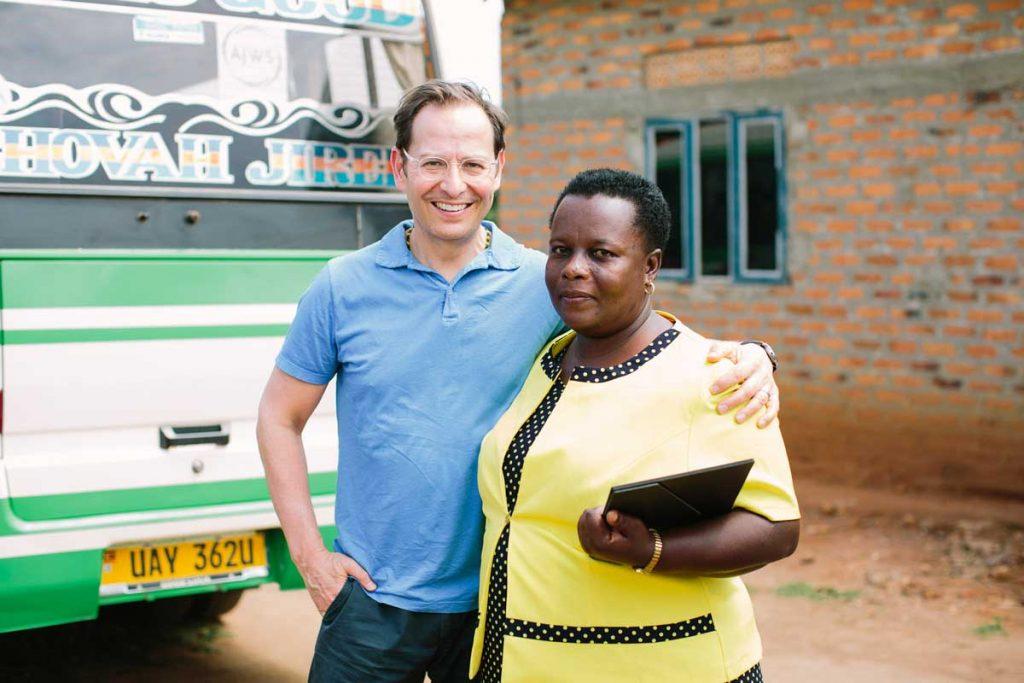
[159,424,230,449]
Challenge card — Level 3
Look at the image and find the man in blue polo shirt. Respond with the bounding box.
[257,81,780,682]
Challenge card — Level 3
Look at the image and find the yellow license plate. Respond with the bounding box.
[100,532,268,596]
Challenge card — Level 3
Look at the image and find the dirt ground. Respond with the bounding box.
[3,479,1022,682]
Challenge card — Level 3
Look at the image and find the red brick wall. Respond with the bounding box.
[499,0,1024,497]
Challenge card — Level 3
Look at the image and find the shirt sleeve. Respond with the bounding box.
[275,265,338,385]
[685,359,800,522]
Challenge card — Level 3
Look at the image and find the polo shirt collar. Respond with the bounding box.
[375,219,524,271]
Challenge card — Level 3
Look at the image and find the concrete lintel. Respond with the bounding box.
[506,52,1024,124]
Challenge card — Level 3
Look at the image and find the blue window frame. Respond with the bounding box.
[645,112,787,283]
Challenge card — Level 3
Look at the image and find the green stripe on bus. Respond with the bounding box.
[2,324,291,345]
[9,472,337,522]
[1,257,335,308]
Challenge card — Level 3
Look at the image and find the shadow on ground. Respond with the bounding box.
[2,599,239,682]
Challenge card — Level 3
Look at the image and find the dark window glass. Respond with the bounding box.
[653,129,685,271]
[0,195,370,250]
[744,121,779,272]
[360,203,413,246]
[699,120,729,276]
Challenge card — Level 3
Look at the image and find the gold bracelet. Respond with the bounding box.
[635,529,663,574]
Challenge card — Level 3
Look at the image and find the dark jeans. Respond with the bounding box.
[308,578,477,683]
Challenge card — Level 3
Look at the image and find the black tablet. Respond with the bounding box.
[603,459,755,529]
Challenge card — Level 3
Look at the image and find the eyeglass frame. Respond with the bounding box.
[399,149,501,180]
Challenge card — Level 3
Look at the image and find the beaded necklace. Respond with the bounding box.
[405,226,492,252]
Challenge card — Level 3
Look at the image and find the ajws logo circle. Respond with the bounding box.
[221,25,283,88]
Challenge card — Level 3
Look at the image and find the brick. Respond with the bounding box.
[984,330,1018,343]
[984,140,1024,156]
[867,49,897,61]
[864,183,896,197]
[902,109,936,123]
[945,181,981,196]
[930,165,960,177]
[986,217,1022,231]
[888,128,919,141]
[885,29,915,43]
[904,44,939,59]
[946,3,979,18]
[969,237,1004,249]
[925,239,954,252]
[857,306,888,319]
[865,147,898,160]
[866,253,899,267]
[849,33,879,47]
[846,200,877,215]
[966,345,999,359]
[827,149,859,163]
[986,180,1018,195]
[967,309,1005,323]
[984,254,1018,270]
[922,342,957,357]
[828,52,861,66]
[924,200,956,213]
[970,161,1007,175]
[966,200,1003,214]
[941,42,974,55]
[983,36,1023,51]
[905,145,939,159]
[966,20,1003,33]
[928,308,960,320]
[828,114,857,128]
[969,124,1004,137]
[925,24,960,39]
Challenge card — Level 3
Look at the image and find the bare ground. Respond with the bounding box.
[4,479,1022,682]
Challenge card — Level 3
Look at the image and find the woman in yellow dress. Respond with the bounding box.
[470,169,800,682]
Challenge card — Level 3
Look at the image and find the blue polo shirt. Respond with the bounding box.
[276,221,564,612]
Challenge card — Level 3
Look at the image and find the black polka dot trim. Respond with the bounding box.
[542,328,681,382]
[501,381,564,515]
[504,613,715,644]
[478,526,511,683]
[729,663,764,683]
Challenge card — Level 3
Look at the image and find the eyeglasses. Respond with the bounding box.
[401,150,499,180]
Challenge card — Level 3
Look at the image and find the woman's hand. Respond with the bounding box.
[577,507,654,568]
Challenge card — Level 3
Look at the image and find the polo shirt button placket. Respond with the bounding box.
[442,286,459,324]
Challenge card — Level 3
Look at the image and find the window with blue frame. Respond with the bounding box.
[645,112,786,282]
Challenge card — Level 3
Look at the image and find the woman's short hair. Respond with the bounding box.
[549,168,672,252]
[393,80,509,157]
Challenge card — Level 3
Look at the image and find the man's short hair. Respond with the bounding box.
[393,80,509,157]
[549,168,672,252]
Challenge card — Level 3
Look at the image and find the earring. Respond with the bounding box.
[644,281,655,295]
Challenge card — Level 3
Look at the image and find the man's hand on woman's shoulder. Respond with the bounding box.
[705,341,780,429]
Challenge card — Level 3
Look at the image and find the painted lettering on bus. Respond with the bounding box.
[245,137,395,188]
[112,0,419,28]
[0,127,234,183]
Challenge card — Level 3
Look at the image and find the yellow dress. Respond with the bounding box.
[470,315,800,682]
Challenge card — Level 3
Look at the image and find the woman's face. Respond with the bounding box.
[545,194,661,338]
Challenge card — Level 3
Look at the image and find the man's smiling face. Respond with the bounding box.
[391,103,504,245]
